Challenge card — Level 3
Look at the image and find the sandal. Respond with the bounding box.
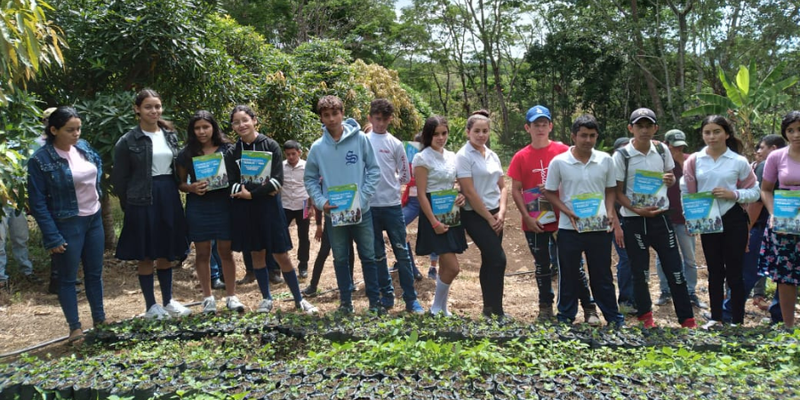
[753,296,770,311]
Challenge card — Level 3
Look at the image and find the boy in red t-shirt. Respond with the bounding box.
[508,106,599,323]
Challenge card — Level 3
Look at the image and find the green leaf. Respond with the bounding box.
[736,65,750,97]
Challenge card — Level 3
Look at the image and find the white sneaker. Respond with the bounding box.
[144,304,170,320]
[702,320,721,330]
[226,296,245,313]
[202,296,217,314]
[256,298,273,313]
[164,299,192,318]
[297,299,318,315]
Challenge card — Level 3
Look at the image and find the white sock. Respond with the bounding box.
[204,296,214,302]
[431,276,451,315]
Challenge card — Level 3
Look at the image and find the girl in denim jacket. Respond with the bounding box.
[28,106,106,342]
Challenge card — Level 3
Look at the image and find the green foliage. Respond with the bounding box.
[351,60,424,141]
[683,61,799,155]
[0,90,42,215]
[72,91,139,194]
[0,0,66,104]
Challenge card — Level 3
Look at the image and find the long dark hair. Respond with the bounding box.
[700,115,743,154]
[44,106,81,143]
[420,116,449,149]
[780,111,800,140]
[135,88,174,131]
[186,110,228,157]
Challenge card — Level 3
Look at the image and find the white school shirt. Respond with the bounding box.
[143,129,173,176]
[545,147,617,231]
[368,131,411,207]
[412,147,458,193]
[282,159,308,211]
[681,147,760,215]
[455,142,504,211]
[613,141,675,217]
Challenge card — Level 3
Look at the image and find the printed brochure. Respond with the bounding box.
[192,153,228,191]
[681,192,723,234]
[328,184,361,227]
[431,189,460,227]
[773,190,800,235]
[522,187,556,225]
[631,170,667,209]
[240,151,272,185]
[571,192,608,233]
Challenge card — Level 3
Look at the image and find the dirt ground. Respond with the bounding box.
[0,177,775,354]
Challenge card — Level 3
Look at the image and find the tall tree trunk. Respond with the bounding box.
[101,195,116,250]
[630,0,664,116]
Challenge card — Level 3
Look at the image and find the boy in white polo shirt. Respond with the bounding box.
[613,108,696,329]
[543,115,624,326]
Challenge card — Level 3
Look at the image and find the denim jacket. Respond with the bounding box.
[27,139,103,250]
[111,126,180,209]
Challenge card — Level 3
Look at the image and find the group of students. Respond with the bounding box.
[23,85,800,340]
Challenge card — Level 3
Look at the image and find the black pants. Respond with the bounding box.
[701,205,748,323]
[284,209,311,270]
[462,208,507,316]
[308,223,354,290]
[556,229,623,325]
[525,231,594,306]
[623,215,694,323]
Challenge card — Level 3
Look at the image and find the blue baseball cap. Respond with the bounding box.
[526,106,551,122]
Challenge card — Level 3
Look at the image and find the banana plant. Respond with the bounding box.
[683,60,798,157]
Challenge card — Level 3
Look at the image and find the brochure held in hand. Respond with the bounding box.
[773,190,800,235]
[240,151,272,185]
[431,189,460,227]
[328,184,361,227]
[192,153,229,191]
[681,192,723,234]
[571,192,608,233]
[522,187,556,225]
[631,170,667,209]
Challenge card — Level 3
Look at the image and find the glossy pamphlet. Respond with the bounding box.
[431,189,460,227]
[240,151,272,185]
[571,192,608,233]
[682,192,723,234]
[192,153,229,190]
[328,183,361,227]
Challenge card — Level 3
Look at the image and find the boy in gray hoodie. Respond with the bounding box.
[304,95,382,314]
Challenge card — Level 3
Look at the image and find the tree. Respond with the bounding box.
[0,0,65,216]
[683,61,799,157]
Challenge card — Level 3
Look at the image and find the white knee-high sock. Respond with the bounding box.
[431,275,451,315]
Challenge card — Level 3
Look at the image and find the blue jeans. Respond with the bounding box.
[209,241,222,280]
[403,196,436,271]
[327,209,380,306]
[0,206,34,280]
[556,229,623,326]
[614,224,634,306]
[655,223,698,295]
[721,224,767,321]
[372,205,417,304]
[53,211,105,330]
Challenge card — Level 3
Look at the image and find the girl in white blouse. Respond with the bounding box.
[456,110,509,318]
[682,115,759,328]
[412,116,467,316]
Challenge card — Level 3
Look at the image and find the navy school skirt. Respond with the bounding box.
[186,193,232,242]
[415,193,468,256]
[230,193,292,254]
[115,175,189,262]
